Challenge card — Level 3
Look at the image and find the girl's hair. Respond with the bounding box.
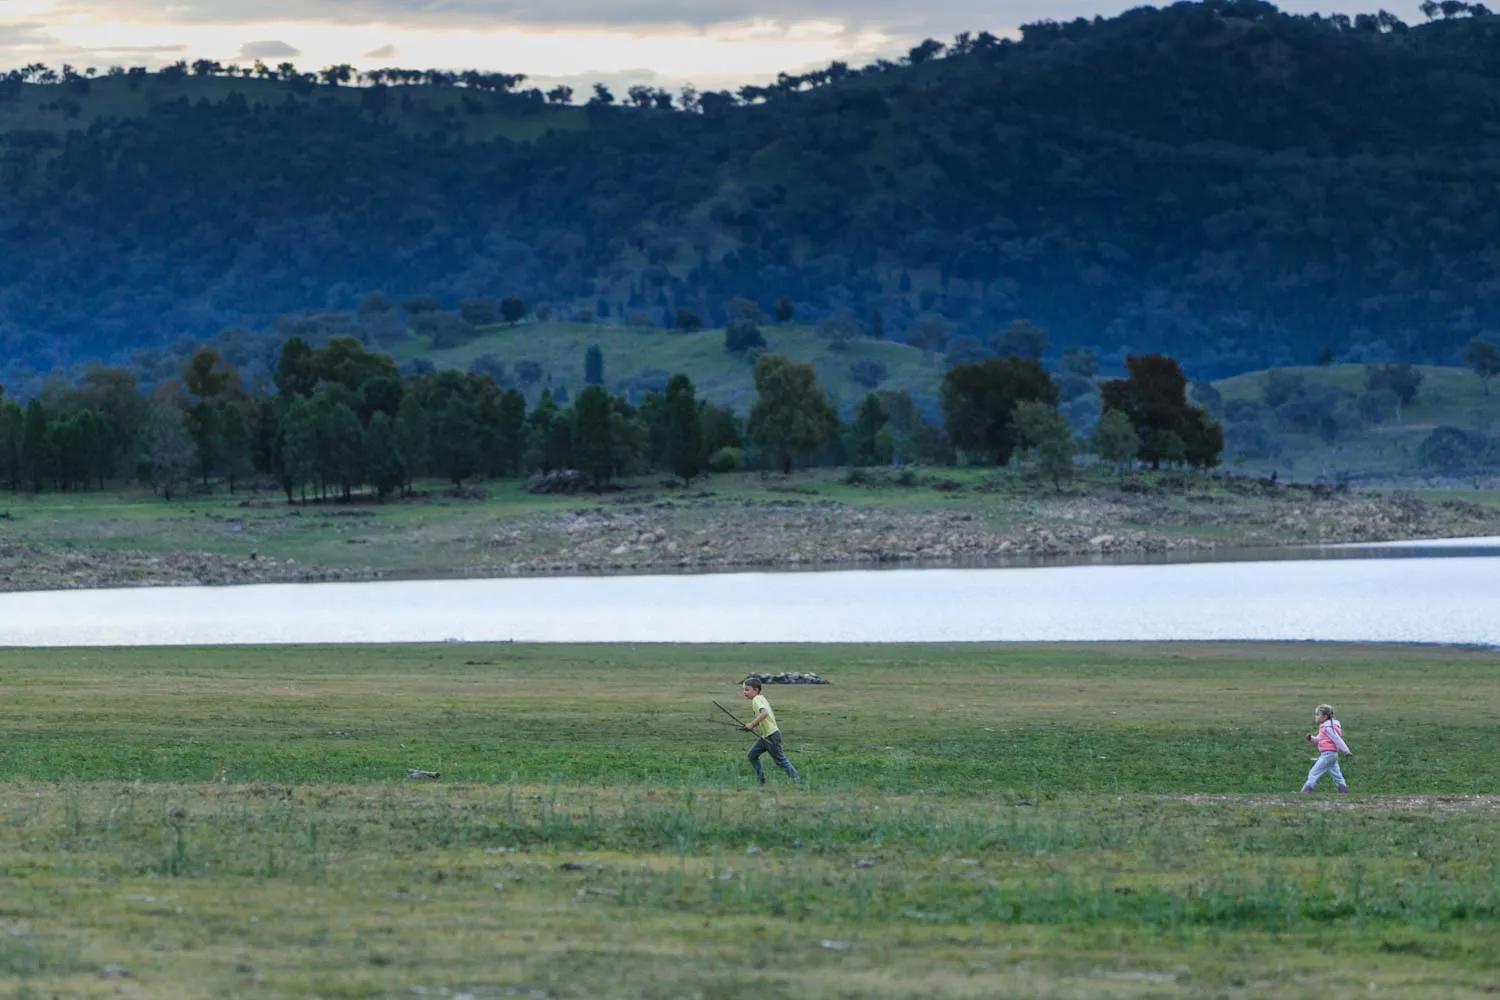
[1316,703,1335,720]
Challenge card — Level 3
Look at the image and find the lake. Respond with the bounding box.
[2,540,1497,646]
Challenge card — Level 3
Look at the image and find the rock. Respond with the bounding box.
[524,469,596,494]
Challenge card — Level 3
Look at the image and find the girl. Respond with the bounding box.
[1301,703,1353,793]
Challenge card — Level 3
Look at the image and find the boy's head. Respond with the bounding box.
[1315,704,1334,723]
[741,678,762,699]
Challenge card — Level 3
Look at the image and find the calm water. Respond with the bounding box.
[2,546,1497,646]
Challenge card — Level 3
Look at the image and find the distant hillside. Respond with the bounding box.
[5,1,1500,378]
[1209,363,1500,480]
[397,322,946,418]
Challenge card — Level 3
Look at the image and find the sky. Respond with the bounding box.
[0,1,1432,93]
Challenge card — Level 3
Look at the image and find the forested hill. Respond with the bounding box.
[4,0,1500,377]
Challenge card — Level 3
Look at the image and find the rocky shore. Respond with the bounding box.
[0,545,381,592]
[2,478,1497,593]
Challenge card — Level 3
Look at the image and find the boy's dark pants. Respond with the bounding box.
[748,731,799,784]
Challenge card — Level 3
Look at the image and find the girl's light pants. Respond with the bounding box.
[1302,751,1348,792]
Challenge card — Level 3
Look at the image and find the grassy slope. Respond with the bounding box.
[1215,364,1500,479]
[0,76,588,143]
[1,643,1498,997]
[407,324,1500,476]
[398,320,948,416]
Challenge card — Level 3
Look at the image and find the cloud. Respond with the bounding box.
[39,1,1432,34]
[0,21,57,47]
[5,0,1434,85]
[238,39,301,59]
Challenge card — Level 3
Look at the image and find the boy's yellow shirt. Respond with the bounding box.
[750,694,779,738]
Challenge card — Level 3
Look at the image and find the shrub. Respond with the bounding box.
[850,358,888,390]
[707,446,742,473]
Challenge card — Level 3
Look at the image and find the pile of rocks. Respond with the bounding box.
[524,469,596,494]
[744,672,830,685]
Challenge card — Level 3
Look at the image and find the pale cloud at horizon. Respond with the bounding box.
[0,1,1435,91]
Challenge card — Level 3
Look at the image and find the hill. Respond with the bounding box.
[1209,362,1500,479]
[396,321,947,417]
[5,1,1500,379]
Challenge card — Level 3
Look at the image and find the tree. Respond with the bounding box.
[675,307,704,332]
[143,400,195,501]
[850,393,891,467]
[1059,346,1097,377]
[275,337,318,398]
[945,335,989,366]
[0,397,24,491]
[1365,363,1423,423]
[495,389,527,476]
[663,375,703,484]
[394,394,429,494]
[183,346,239,400]
[1093,409,1141,472]
[850,358,888,390]
[21,399,48,493]
[994,320,1049,360]
[747,354,840,475]
[500,296,526,324]
[432,395,480,485]
[1101,354,1221,469]
[218,402,252,494]
[1012,400,1075,488]
[326,403,365,500]
[773,298,795,324]
[572,385,614,485]
[728,298,763,324]
[940,357,1058,465]
[726,318,767,354]
[364,411,404,501]
[1465,337,1500,392]
[1419,426,1487,477]
[459,297,498,326]
[585,344,605,385]
[908,313,949,357]
[818,312,861,351]
[515,360,544,386]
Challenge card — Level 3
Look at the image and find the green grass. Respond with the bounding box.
[398,319,947,416]
[1215,363,1500,479]
[1,643,1499,996]
[4,468,1499,590]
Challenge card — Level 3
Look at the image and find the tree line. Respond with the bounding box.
[0,335,1225,500]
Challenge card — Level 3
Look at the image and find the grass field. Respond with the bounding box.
[1215,364,1500,480]
[1,642,1498,997]
[395,320,948,419]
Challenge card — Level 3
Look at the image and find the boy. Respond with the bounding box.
[1301,703,1353,793]
[740,678,800,786]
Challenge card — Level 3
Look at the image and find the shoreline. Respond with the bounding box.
[2,531,1499,597]
[4,472,1499,594]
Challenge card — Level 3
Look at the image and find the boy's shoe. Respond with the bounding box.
[1337,785,1350,794]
